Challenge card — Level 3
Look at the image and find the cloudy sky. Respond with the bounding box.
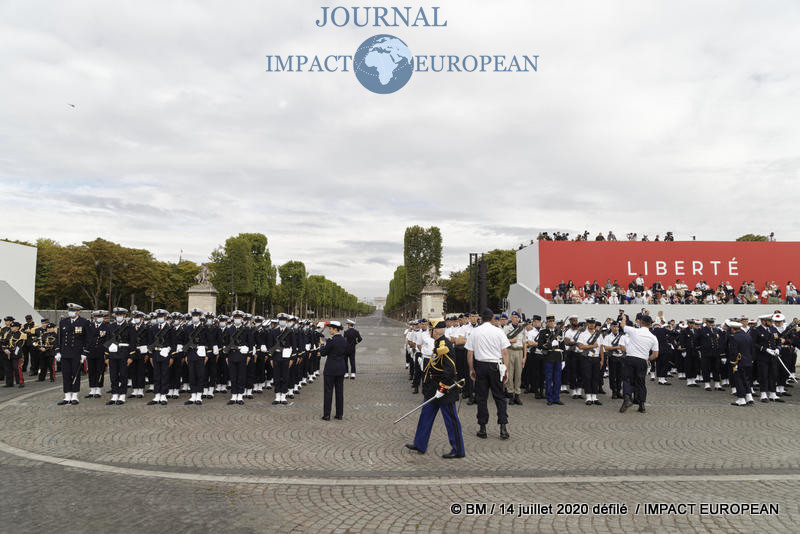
[1,1,798,299]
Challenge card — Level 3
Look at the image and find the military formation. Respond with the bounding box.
[1,304,363,415]
[402,309,800,443]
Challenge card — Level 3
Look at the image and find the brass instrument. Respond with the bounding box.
[731,352,741,373]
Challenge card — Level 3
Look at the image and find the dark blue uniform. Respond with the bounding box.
[180,323,209,396]
[148,322,176,399]
[343,327,363,376]
[57,315,91,397]
[222,324,253,397]
[320,332,348,419]
[729,330,754,403]
[411,335,464,457]
[271,326,295,400]
[105,320,135,398]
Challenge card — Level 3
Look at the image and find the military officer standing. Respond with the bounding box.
[55,304,91,405]
[504,311,526,405]
[21,314,37,376]
[320,320,348,420]
[343,319,363,379]
[36,319,58,382]
[129,311,150,398]
[105,307,134,405]
[2,321,26,388]
[180,308,209,405]
[405,320,465,458]
[223,310,253,405]
[727,320,755,406]
[147,309,176,406]
[271,313,295,405]
[85,310,109,398]
[466,308,511,440]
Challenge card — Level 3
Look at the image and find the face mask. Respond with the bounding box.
[132,318,141,325]
[219,322,227,328]
[68,311,76,318]
[192,317,200,323]
[115,316,124,323]
[234,318,242,326]
[95,317,104,324]
[157,317,165,324]
[279,320,287,328]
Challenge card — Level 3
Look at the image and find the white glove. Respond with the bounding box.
[721,358,727,364]
[498,363,508,381]
[197,346,206,357]
[239,345,249,354]
[561,361,566,370]
[176,344,183,352]
[768,348,779,356]
[213,345,219,355]
[434,390,445,399]
[551,340,558,347]
[159,347,170,357]
[55,353,61,362]
[138,345,148,354]
[80,354,86,363]
[108,343,118,353]
[260,344,267,352]
[417,356,423,368]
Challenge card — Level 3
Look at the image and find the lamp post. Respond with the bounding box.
[149,290,155,313]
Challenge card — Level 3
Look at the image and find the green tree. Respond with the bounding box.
[443,268,469,313]
[278,261,307,316]
[736,234,768,241]
[484,249,516,311]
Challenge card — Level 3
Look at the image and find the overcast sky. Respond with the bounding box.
[1,1,798,299]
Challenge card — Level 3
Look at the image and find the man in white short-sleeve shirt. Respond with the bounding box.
[466,309,511,440]
[619,313,659,414]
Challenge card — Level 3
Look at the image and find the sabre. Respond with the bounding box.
[775,353,798,383]
[393,379,465,424]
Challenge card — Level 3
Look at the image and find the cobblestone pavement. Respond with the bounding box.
[1,311,798,533]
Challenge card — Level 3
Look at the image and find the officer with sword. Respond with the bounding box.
[403,319,465,459]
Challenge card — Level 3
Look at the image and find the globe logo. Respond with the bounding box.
[353,34,414,94]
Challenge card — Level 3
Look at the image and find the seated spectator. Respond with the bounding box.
[787,281,798,304]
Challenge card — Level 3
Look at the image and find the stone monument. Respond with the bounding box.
[186,265,218,313]
[419,265,446,319]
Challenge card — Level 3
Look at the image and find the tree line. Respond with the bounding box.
[5,234,372,317]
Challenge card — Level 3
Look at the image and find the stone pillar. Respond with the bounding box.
[420,284,446,320]
[187,284,218,314]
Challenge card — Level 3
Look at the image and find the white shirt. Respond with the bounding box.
[465,322,510,363]
[418,330,434,357]
[565,327,581,351]
[621,325,658,360]
[603,332,627,355]
[577,329,602,357]
[524,327,539,343]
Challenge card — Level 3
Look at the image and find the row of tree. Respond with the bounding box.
[7,234,373,317]
[384,226,442,319]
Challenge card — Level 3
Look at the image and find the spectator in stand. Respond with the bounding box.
[787,282,798,304]
[634,274,645,293]
[769,232,776,242]
[607,231,617,241]
[595,233,605,241]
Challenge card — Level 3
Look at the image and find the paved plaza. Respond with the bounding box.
[1,312,798,533]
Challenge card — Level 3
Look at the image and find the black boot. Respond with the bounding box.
[499,424,510,440]
[637,402,646,413]
[476,424,487,439]
[466,396,475,405]
[620,395,633,413]
[513,394,522,406]
[412,386,419,394]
